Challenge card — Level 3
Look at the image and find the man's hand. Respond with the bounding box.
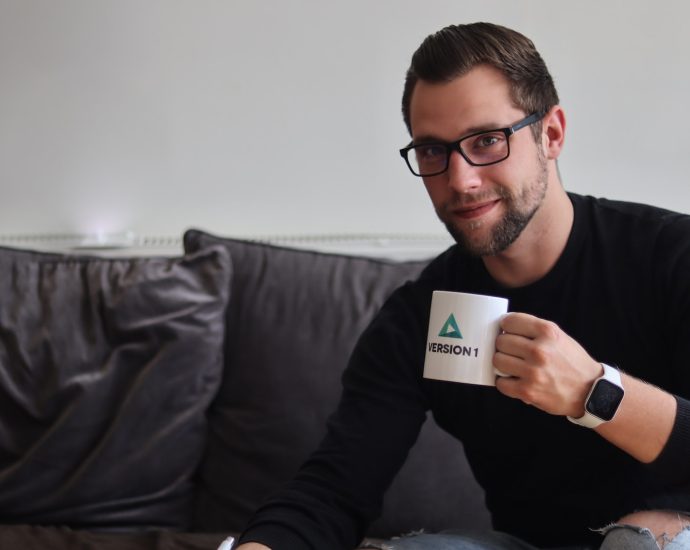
[493,312,602,417]
[492,312,676,463]
[234,544,271,550]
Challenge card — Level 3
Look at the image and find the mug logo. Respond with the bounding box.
[439,314,463,339]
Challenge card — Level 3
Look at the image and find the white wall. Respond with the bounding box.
[1,0,689,241]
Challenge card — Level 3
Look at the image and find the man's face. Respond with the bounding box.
[408,65,548,257]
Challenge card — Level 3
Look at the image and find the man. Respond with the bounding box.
[235,22,690,549]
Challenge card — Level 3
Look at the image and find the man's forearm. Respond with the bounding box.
[494,313,680,464]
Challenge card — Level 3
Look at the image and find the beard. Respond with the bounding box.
[438,154,549,257]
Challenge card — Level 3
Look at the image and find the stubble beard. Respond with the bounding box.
[440,155,549,257]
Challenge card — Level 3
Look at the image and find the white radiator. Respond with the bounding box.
[0,232,453,261]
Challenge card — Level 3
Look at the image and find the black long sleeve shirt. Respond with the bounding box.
[239,194,690,549]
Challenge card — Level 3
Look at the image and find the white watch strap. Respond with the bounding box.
[567,364,622,428]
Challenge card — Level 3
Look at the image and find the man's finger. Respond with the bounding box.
[500,312,561,341]
[495,332,530,358]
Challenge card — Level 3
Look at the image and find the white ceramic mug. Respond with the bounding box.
[423,291,508,386]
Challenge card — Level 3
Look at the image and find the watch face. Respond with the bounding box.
[586,379,625,421]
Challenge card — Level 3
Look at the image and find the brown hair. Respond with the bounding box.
[401,22,559,139]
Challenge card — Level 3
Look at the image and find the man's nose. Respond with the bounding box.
[446,149,482,193]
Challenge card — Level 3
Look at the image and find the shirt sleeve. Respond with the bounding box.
[647,214,690,484]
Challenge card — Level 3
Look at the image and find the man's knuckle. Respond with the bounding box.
[537,319,560,340]
[529,344,551,365]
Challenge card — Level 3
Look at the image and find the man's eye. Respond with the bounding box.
[418,145,446,159]
[472,133,504,149]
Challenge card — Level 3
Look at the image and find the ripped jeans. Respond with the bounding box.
[360,523,690,550]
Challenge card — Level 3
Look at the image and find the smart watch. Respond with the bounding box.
[567,363,625,428]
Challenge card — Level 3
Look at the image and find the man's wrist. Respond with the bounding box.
[568,363,625,428]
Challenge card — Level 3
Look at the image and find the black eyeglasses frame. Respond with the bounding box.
[399,111,545,177]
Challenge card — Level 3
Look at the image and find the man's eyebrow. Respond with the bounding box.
[411,134,447,144]
[413,123,503,144]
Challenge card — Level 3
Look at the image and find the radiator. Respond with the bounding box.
[0,232,453,260]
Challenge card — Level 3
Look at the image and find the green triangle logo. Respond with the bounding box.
[439,313,463,339]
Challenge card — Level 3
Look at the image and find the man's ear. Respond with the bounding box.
[541,105,566,160]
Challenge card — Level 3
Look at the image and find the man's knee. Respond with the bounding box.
[608,510,690,548]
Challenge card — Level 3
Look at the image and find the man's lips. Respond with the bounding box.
[450,199,501,220]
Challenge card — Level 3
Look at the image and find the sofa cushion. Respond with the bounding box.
[0,525,226,550]
[0,245,231,530]
[183,230,490,538]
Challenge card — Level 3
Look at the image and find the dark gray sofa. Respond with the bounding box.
[0,229,489,550]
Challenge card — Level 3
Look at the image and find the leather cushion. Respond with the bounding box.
[0,525,226,550]
[183,230,490,537]
[0,245,231,530]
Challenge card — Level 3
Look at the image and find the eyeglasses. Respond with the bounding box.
[399,112,544,177]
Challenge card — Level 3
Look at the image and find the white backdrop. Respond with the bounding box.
[1,0,689,242]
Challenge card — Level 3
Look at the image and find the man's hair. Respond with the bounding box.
[401,22,559,139]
